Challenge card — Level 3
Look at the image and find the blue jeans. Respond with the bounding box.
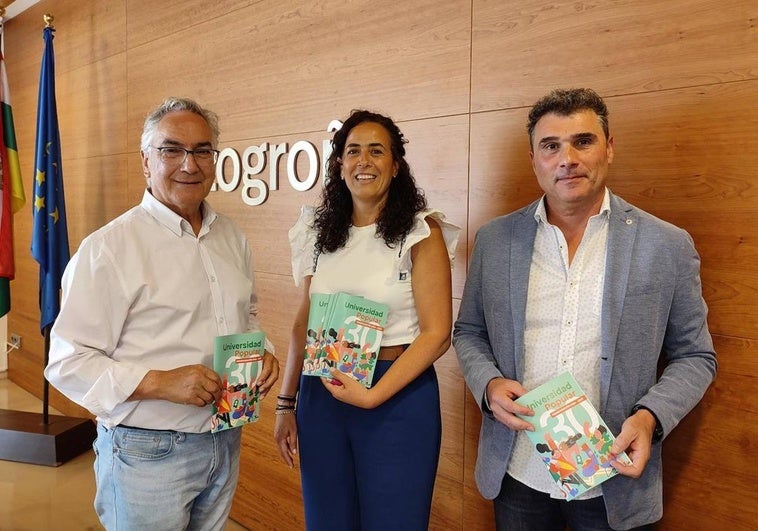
[494,474,654,531]
[93,423,241,531]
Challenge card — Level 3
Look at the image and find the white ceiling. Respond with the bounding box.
[2,0,41,21]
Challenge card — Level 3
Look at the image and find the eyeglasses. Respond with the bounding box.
[150,146,219,165]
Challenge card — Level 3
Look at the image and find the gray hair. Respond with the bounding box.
[527,88,609,147]
[140,97,220,151]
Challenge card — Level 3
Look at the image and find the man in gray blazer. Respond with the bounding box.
[453,88,716,531]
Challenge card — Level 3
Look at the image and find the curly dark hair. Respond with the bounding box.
[314,110,427,254]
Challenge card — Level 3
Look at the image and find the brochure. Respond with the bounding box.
[302,292,389,388]
[514,372,632,500]
[211,331,265,432]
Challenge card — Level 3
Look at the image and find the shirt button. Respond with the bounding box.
[210,276,216,282]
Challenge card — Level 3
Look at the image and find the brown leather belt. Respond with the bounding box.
[377,344,407,361]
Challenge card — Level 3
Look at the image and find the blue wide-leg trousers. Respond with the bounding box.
[297,360,442,531]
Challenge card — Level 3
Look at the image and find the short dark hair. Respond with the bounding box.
[527,88,609,147]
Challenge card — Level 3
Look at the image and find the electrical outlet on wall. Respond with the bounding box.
[9,334,21,349]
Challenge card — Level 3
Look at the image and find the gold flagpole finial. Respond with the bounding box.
[44,13,54,28]
[0,7,6,19]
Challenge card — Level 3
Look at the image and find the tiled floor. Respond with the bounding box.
[0,374,247,531]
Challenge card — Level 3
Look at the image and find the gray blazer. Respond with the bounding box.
[453,192,716,530]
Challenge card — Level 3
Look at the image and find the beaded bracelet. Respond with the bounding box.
[277,397,297,410]
[277,394,297,402]
[275,409,296,416]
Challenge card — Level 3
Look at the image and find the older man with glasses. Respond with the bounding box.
[45,97,279,530]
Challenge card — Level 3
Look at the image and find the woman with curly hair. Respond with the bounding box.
[274,109,460,530]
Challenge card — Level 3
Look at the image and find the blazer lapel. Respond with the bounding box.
[600,194,637,411]
[511,202,538,380]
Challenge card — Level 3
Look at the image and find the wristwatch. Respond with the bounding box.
[631,404,664,442]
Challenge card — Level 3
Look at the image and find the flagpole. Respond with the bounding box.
[43,325,50,424]
[39,12,54,427]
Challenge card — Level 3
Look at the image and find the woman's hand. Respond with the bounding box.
[321,369,376,409]
[274,412,299,468]
[273,277,310,468]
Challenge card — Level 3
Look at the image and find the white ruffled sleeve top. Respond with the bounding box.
[288,206,460,347]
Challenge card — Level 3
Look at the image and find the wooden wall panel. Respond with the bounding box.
[463,485,494,531]
[432,299,465,529]
[15,0,127,75]
[4,0,126,85]
[659,336,758,529]
[60,155,131,251]
[471,0,758,111]
[4,0,756,529]
[436,347,465,487]
[464,395,494,530]
[4,19,46,163]
[606,82,758,339]
[125,156,149,207]
[400,116,470,297]
[55,54,128,160]
[430,474,463,530]
[125,0,261,49]
[125,0,471,144]
[468,108,540,239]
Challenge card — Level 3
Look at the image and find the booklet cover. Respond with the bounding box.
[302,292,389,388]
[211,331,266,433]
[514,372,632,501]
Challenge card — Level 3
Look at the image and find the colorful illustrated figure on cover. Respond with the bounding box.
[213,378,259,429]
[302,292,386,387]
[536,429,616,500]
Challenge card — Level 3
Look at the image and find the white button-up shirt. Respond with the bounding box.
[46,191,271,432]
[507,189,610,499]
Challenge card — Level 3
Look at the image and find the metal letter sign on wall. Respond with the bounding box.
[213,120,343,206]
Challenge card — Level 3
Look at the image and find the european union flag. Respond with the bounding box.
[31,26,69,333]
